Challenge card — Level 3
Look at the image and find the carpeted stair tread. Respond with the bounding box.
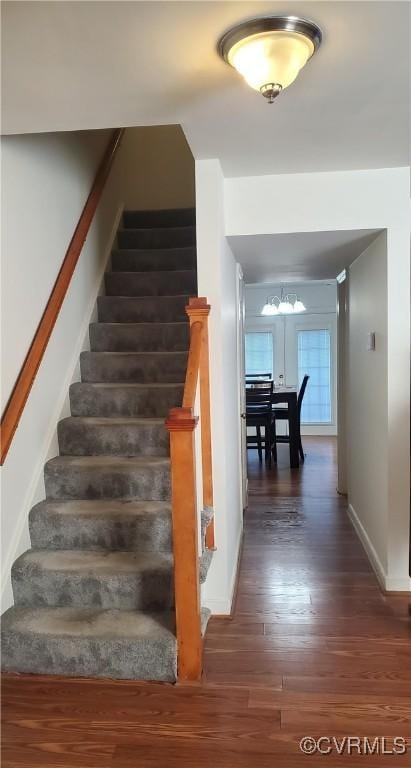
[80,350,188,383]
[123,207,195,229]
[58,416,169,457]
[105,269,197,297]
[98,295,190,323]
[12,549,174,610]
[29,499,172,551]
[89,322,189,352]
[69,382,184,418]
[44,455,171,501]
[118,225,195,250]
[199,549,214,584]
[112,247,196,273]
[201,506,214,551]
[1,606,177,680]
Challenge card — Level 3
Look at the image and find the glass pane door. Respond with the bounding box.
[245,332,274,378]
[297,329,331,423]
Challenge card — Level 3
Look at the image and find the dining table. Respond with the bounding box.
[246,383,300,469]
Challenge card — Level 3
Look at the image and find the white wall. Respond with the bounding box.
[225,166,410,591]
[245,281,337,435]
[1,125,195,610]
[195,159,243,614]
[112,125,194,211]
[1,129,123,609]
[347,233,389,577]
[1,129,110,409]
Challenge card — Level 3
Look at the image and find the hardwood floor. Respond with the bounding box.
[3,437,411,766]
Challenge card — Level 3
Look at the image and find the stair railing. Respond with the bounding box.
[165,297,214,681]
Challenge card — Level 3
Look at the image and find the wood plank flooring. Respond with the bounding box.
[2,437,411,766]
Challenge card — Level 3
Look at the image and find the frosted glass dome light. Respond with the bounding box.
[218,16,322,103]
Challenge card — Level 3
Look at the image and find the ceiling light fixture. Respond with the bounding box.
[218,15,322,103]
[261,294,307,316]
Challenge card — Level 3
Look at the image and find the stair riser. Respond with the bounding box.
[118,227,195,249]
[12,565,174,611]
[29,508,172,552]
[80,352,187,384]
[105,271,197,297]
[97,296,189,323]
[111,248,196,273]
[44,463,171,501]
[69,383,183,418]
[1,626,177,681]
[58,419,169,457]
[89,323,189,352]
[123,208,195,228]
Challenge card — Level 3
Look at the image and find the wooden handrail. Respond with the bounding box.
[182,321,202,408]
[165,297,214,681]
[0,128,124,464]
[186,299,214,549]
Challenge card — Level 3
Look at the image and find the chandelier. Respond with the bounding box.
[261,293,306,316]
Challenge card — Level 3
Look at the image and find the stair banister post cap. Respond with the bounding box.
[186,297,211,320]
[165,406,198,432]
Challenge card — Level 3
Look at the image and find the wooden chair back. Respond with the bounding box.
[297,375,310,416]
[246,381,273,411]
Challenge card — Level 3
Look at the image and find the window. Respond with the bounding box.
[297,329,331,423]
[245,332,274,378]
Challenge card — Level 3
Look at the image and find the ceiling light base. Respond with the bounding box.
[260,83,282,103]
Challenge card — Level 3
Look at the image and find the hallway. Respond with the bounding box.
[206,436,411,669]
[204,437,411,760]
[2,438,411,766]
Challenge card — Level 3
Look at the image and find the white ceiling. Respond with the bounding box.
[228,229,381,282]
[2,2,410,177]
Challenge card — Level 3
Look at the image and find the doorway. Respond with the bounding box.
[230,226,410,593]
[242,279,338,485]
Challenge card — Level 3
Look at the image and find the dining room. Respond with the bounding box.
[244,279,337,474]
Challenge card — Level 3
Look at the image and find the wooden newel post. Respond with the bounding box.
[186,298,215,549]
[165,297,214,681]
[165,406,202,681]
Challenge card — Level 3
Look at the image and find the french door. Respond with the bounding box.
[245,314,337,435]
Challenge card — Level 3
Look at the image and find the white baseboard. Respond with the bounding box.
[301,425,337,436]
[203,525,243,615]
[348,503,411,592]
[347,503,387,590]
[1,204,124,612]
[384,575,411,592]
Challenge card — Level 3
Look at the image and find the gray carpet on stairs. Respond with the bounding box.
[97,294,190,323]
[1,207,214,682]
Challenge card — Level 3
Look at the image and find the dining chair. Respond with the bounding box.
[246,381,275,467]
[272,375,309,462]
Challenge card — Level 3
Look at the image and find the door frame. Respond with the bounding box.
[236,263,248,510]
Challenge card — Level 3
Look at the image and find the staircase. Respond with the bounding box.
[2,207,212,682]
